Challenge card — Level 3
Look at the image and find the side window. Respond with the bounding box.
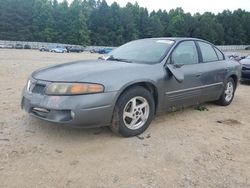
[198,41,218,62]
[171,41,198,65]
[214,47,224,60]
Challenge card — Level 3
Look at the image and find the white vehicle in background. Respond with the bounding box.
[50,46,67,53]
[0,44,7,48]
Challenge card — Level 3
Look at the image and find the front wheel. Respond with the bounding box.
[110,86,155,137]
[217,77,236,106]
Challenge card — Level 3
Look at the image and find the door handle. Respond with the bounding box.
[195,73,202,77]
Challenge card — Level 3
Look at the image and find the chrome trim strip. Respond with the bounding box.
[165,82,223,95]
[80,105,111,111]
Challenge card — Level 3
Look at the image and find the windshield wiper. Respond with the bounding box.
[107,55,132,63]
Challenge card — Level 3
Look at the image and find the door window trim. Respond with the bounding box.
[165,39,201,66]
[196,41,225,63]
[213,46,225,61]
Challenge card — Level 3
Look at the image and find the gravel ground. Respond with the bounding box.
[0,49,250,188]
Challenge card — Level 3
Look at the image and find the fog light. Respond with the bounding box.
[71,111,75,118]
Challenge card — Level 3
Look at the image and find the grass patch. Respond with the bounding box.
[194,104,209,111]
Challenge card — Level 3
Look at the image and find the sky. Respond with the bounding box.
[104,0,250,14]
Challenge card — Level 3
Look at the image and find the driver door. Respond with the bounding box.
[164,40,204,110]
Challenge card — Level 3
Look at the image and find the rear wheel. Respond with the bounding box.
[217,77,235,106]
[110,86,155,137]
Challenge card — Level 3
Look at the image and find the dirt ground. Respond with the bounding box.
[0,49,250,188]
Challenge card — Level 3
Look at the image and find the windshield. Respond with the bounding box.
[108,39,174,64]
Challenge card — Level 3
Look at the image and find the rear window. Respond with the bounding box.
[214,48,224,60]
[198,41,218,62]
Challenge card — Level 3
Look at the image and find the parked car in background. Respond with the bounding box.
[98,47,113,54]
[39,46,51,52]
[224,52,244,61]
[6,44,14,49]
[21,37,241,137]
[230,55,242,61]
[240,55,250,82]
[67,46,84,53]
[0,44,7,48]
[15,44,23,49]
[0,44,14,49]
[90,48,99,53]
[245,46,250,50]
[24,44,31,49]
[50,46,67,53]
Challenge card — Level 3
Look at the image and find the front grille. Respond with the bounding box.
[32,84,46,94]
[242,66,250,71]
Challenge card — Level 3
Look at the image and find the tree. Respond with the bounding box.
[0,0,35,41]
[0,0,250,45]
[31,0,56,42]
[89,0,112,45]
[70,0,90,44]
[145,12,164,37]
[193,12,224,44]
[52,0,71,43]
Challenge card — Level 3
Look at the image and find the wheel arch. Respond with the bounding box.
[228,74,238,88]
[115,81,159,113]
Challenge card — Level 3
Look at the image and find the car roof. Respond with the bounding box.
[149,37,209,43]
[137,37,216,48]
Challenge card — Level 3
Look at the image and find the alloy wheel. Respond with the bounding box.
[123,96,150,130]
[225,81,234,102]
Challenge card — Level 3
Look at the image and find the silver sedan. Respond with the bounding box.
[21,38,241,137]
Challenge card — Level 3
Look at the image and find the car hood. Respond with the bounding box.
[240,58,250,65]
[32,60,146,82]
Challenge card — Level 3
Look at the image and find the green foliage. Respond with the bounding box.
[194,104,209,111]
[0,0,250,45]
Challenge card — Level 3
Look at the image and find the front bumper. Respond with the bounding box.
[241,69,250,81]
[21,86,118,128]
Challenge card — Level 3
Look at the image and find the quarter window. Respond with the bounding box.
[198,41,218,62]
[171,41,199,65]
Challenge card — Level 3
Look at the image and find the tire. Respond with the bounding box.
[110,86,155,137]
[217,77,235,106]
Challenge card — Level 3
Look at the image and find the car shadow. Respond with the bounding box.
[21,102,221,140]
[23,116,117,142]
[240,81,250,85]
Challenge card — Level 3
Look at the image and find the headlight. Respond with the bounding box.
[45,83,104,95]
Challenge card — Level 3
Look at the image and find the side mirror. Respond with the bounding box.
[166,64,184,83]
[168,55,183,68]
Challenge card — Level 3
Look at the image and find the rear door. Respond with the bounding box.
[165,40,204,110]
[196,41,227,102]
